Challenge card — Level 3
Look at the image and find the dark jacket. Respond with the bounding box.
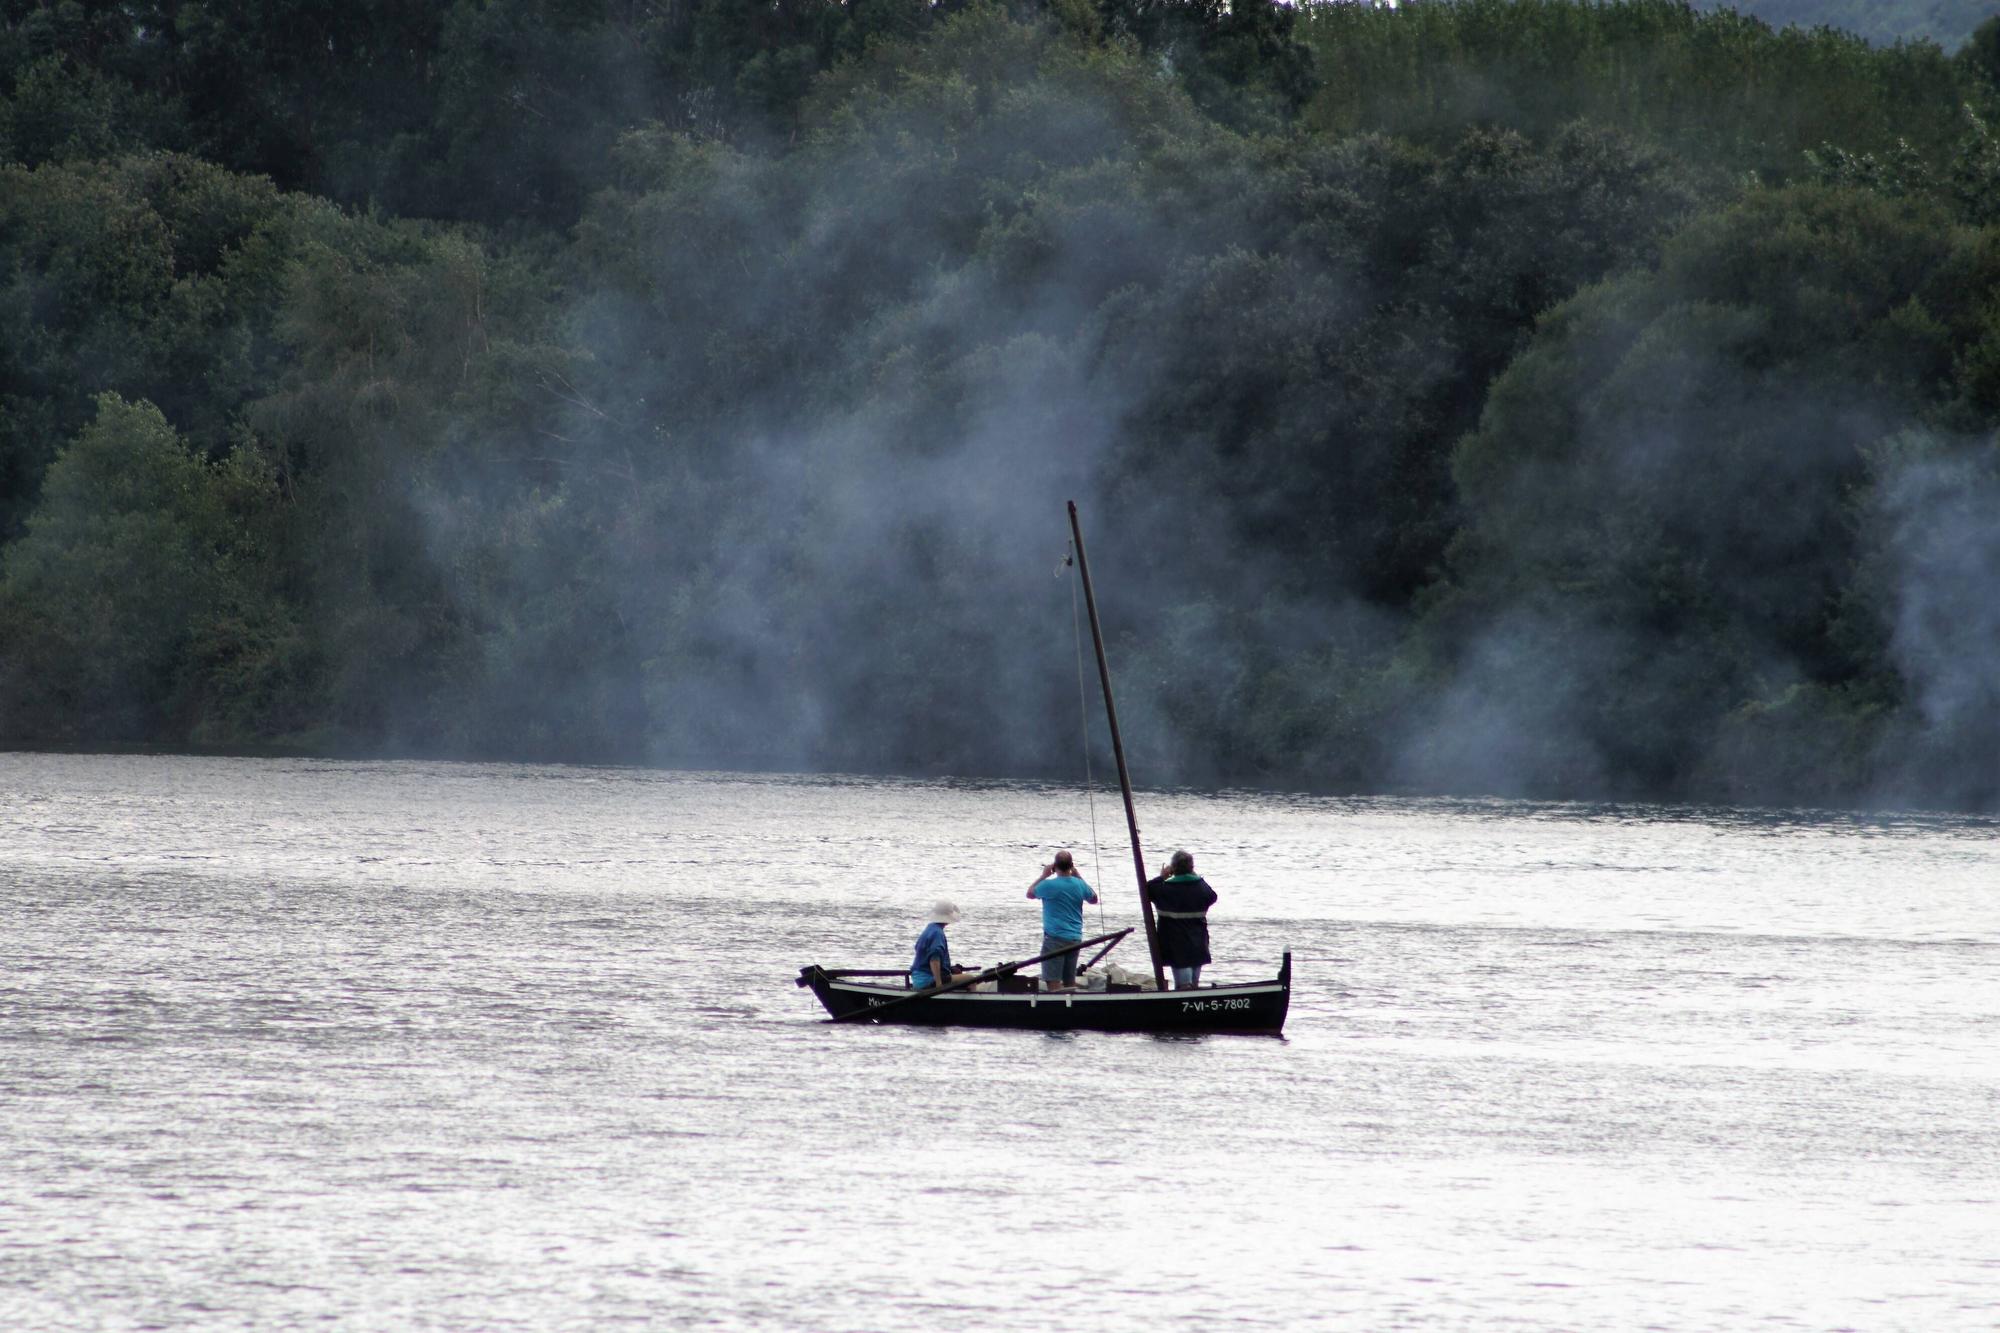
[1146,874,1217,968]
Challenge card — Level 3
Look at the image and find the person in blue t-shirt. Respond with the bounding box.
[909,899,966,990]
[1026,850,1098,991]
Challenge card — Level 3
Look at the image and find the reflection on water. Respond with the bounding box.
[2,752,1997,1331]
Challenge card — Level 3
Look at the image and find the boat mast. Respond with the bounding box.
[1066,500,1167,991]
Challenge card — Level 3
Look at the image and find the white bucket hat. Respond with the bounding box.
[928,899,962,925]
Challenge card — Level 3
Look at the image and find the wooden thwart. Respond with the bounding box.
[821,927,1134,1023]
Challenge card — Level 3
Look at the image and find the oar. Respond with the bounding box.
[827,927,1133,1024]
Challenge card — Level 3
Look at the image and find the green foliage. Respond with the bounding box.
[1429,186,2000,801]
[248,208,583,755]
[0,393,306,742]
[8,0,2000,808]
[1962,15,2000,85]
[1096,0,1321,129]
[1694,0,1997,51]
[0,153,298,540]
[2,0,1330,225]
[1802,99,2000,226]
[0,53,181,162]
[528,10,1705,780]
[1103,122,1704,605]
[1300,0,1976,181]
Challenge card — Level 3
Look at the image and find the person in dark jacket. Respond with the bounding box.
[1146,849,1218,989]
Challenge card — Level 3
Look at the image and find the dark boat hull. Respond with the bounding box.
[799,954,1290,1036]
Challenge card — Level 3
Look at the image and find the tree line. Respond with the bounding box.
[1691,0,1994,50]
[6,0,2000,809]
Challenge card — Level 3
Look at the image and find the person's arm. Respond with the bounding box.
[928,957,948,989]
[1086,881,1099,904]
[1027,863,1054,897]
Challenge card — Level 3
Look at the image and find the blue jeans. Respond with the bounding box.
[1171,964,1202,989]
[1041,934,1080,985]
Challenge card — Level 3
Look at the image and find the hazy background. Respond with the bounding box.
[5,0,2000,809]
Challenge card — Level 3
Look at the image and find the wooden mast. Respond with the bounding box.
[1067,500,1167,991]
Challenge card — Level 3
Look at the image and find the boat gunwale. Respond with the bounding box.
[822,978,1285,1002]
[804,955,1290,1034]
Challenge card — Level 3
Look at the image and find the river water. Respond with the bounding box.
[2,751,1997,1331]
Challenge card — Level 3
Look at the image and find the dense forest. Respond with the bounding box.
[1692,1,1994,50]
[5,0,2000,810]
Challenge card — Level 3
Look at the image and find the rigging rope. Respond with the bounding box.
[1068,548,1107,935]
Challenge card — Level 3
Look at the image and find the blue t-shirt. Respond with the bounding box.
[1029,874,1096,940]
[909,922,951,989]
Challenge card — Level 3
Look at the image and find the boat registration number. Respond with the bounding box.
[1180,997,1252,1013]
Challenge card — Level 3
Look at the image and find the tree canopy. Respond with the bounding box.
[7,0,2000,810]
[1691,0,1996,50]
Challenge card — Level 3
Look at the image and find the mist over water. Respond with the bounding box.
[3,752,1997,1331]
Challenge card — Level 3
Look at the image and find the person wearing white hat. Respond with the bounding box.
[908,899,967,991]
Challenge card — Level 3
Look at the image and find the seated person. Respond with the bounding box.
[909,899,969,990]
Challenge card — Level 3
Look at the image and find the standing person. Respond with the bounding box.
[1146,849,1217,989]
[908,900,966,991]
[1026,850,1098,991]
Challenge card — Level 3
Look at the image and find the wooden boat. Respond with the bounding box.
[796,951,1292,1035]
[795,502,1293,1037]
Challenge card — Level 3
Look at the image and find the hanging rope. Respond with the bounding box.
[1067,547,1107,934]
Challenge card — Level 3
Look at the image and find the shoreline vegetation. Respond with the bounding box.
[7,1,2000,812]
[11,742,2000,832]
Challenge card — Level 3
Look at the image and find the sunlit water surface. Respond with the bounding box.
[3,752,1998,1331]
